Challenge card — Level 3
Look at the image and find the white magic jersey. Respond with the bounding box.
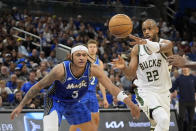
[134,39,172,93]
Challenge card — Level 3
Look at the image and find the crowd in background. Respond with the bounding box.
[0,4,195,113]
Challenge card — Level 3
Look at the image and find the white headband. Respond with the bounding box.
[71,45,88,54]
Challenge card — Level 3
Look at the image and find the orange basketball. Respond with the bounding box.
[108,14,133,38]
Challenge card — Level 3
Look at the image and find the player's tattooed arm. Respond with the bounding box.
[19,63,65,107]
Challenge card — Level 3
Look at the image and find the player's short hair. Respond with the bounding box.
[87,39,98,46]
[72,43,87,48]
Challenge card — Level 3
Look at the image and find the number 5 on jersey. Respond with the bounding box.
[72,90,79,98]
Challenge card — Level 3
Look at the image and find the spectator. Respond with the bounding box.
[0,66,10,81]
[17,38,29,57]
[39,51,47,62]
[170,67,196,131]
[0,80,12,94]
[3,53,12,67]
[9,62,16,75]
[14,79,24,94]
[6,74,18,91]
[29,49,41,65]
[12,91,23,107]
[20,64,29,81]
[47,50,58,67]
[14,64,23,80]
[1,91,11,107]
[21,71,38,94]
[36,62,49,80]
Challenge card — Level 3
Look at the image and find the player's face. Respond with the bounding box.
[88,44,97,56]
[72,50,88,68]
[142,21,158,41]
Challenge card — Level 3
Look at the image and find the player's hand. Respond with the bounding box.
[10,105,23,120]
[167,55,187,67]
[129,104,140,120]
[103,99,109,108]
[129,34,147,45]
[123,97,140,119]
[111,55,126,69]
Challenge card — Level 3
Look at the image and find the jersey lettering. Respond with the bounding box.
[139,59,161,71]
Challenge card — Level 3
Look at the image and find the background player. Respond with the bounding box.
[70,39,109,131]
[112,19,173,131]
[10,44,140,131]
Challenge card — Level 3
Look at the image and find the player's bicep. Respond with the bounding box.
[99,60,104,70]
[160,40,173,54]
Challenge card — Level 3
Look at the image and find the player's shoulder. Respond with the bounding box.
[52,63,66,76]
[98,58,103,64]
[160,38,172,44]
[54,63,65,70]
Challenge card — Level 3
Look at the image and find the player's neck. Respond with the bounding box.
[70,63,85,78]
[90,54,96,59]
[89,54,96,61]
[153,36,160,42]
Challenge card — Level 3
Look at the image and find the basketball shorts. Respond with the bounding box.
[81,91,99,113]
[135,88,170,125]
[44,98,91,126]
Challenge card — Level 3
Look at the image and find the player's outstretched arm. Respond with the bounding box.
[98,60,109,108]
[129,34,173,55]
[91,64,140,119]
[10,63,65,120]
[112,45,138,81]
[168,55,196,69]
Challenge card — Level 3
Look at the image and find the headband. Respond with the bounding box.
[71,45,88,54]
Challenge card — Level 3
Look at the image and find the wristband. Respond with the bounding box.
[117,91,128,102]
[145,39,160,53]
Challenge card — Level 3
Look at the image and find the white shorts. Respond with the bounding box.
[135,88,171,126]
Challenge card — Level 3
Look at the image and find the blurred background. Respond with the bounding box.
[0,0,195,130]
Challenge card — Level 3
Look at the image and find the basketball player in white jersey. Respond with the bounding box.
[112,19,173,131]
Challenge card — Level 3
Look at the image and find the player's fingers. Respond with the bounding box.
[10,111,16,120]
[129,42,138,45]
[169,61,178,66]
[129,34,139,40]
[118,55,124,61]
[167,58,173,63]
[104,103,108,108]
[169,55,179,59]
[167,56,175,60]
[111,61,119,66]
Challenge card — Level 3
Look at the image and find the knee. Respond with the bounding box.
[153,108,170,130]
[158,115,170,129]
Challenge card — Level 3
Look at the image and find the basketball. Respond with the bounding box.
[108,14,133,38]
